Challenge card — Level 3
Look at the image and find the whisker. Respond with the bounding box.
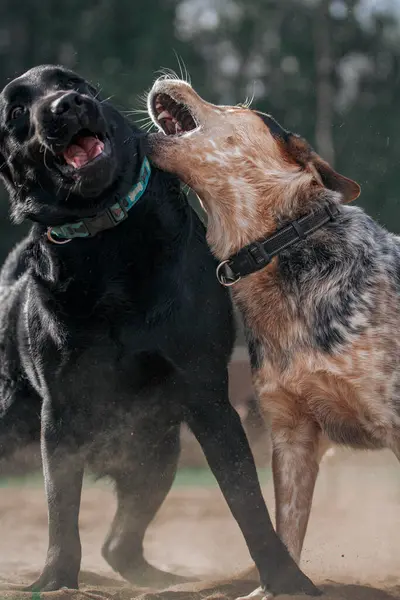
[100,95,114,104]
[173,50,184,81]
[243,83,256,108]
[142,122,156,133]
[135,90,152,110]
[133,116,154,124]
[173,51,191,85]
[122,109,149,116]
[1,147,19,167]
[93,87,103,101]
[56,180,63,197]
[155,67,180,83]
[42,146,52,173]
[136,123,154,131]
[137,122,154,132]
[64,186,73,204]
[183,58,191,85]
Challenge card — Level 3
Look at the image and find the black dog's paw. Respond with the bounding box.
[267,566,322,597]
[236,577,321,599]
[236,565,322,599]
[24,571,79,592]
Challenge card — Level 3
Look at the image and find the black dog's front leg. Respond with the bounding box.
[26,402,84,592]
[185,381,320,598]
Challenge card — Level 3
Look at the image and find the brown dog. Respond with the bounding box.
[146,78,400,596]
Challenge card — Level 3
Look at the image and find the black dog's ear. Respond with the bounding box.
[285,134,360,204]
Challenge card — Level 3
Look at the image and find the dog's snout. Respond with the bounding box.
[50,91,84,116]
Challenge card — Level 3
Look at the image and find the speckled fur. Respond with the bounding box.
[147,79,400,571]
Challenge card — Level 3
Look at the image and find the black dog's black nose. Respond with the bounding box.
[50,92,84,116]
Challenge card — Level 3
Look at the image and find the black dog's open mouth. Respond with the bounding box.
[59,129,107,170]
[152,93,197,136]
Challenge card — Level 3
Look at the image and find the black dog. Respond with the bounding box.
[0,65,316,597]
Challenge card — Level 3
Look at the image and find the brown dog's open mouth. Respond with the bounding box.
[152,93,197,136]
[60,129,106,169]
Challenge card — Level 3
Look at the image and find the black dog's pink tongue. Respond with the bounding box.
[63,135,104,169]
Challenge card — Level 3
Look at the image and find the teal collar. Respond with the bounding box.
[47,157,151,244]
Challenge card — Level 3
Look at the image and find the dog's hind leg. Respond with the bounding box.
[102,424,192,587]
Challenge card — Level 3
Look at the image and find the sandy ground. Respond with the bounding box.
[0,449,399,600]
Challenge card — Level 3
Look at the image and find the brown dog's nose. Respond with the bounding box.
[50,91,83,116]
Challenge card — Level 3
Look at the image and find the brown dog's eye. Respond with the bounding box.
[10,106,26,120]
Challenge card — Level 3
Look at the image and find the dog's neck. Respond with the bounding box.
[201,168,336,261]
[31,170,187,291]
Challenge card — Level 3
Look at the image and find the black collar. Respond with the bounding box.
[216,203,341,286]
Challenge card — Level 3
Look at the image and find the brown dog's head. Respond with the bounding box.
[147,78,360,258]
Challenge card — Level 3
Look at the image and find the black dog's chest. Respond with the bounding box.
[41,339,183,444]
[24,294,182,398]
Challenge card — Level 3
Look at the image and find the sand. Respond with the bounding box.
[0,449,399,600]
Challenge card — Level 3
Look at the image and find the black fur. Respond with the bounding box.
[0,65,300,594]
[243,326,264,373]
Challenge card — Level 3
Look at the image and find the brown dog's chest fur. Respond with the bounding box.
[234,267,400,453]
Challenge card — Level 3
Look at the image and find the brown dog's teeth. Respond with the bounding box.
[152,92,196,134]
[157,110,171,121]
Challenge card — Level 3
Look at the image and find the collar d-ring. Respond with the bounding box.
[47,228,72,245]
[216,260,241,287]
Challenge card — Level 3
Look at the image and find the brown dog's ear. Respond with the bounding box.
[285,134,361,203]
[308,152,361,203]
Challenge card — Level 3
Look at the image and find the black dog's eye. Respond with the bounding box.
[65,80,77,89]
[10,106,27,120]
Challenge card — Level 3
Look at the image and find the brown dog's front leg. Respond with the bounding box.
[272,412,321,564]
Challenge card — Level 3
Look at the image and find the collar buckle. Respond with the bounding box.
[81,201,129,237]
[47,228,73,244]
[216,260,241,287]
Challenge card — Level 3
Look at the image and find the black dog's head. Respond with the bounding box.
[0,64,143,225]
